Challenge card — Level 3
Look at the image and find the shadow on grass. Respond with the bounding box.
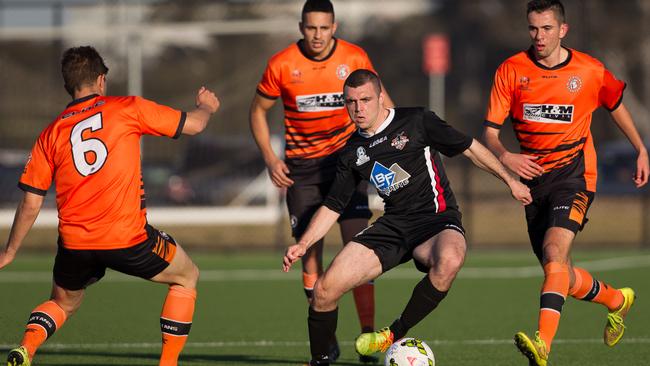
[35,349,367,365]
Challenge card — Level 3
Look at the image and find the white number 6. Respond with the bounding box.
[70,113,108,176]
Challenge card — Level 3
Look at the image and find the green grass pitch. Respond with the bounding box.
[1,249,649,365]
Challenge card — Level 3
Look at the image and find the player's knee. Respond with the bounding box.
[312,278,340,309]
[434,254,464,280]
[186,262,200,288]
[542,243,569,264]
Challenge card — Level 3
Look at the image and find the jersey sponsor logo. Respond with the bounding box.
[369,161,411,196]
[336,64,350,80]
[290,215,298,228]
[296,92,344,112]
[567,76,582,93]
[523,104,574,124]
[369,136,387,148]
[356,147,370,166]
[391,131,410,150]
[23,153,32,174]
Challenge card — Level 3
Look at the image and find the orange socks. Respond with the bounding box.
[569,267,624,312]
[303,272,319,301]
[353,281,375,332]
[21,300,67,359]
[160,285,197,366]
[538,262,569,351]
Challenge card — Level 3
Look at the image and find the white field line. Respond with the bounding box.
[0,255,649,283]
[1,337,650,350]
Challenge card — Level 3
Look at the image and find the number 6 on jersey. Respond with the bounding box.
[70,113,108,176]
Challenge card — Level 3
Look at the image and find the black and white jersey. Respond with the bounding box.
[323,107,473,215]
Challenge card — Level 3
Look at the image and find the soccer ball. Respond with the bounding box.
[384,338,435,366]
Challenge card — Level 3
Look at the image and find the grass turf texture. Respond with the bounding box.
[0,250,649,365]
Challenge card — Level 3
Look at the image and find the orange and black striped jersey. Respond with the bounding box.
[19,94,185,250]
[257,38,376,160]
[485,47,625,192]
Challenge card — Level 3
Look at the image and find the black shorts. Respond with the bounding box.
[525,184,595,261]
[53,224,178,291]
[287,181,372,238]
[353,210,464,274]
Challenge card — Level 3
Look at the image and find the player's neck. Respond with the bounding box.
[536,46,568,68]
[363,108,390,136]
[73,86,103,101]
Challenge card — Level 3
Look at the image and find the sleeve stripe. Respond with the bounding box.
[483,120,503,129]
[606,83,626,112]
[173,111,187,139]
[18,182,47,196]
[256,89,279,100]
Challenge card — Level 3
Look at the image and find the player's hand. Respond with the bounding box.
[0,248,16,270]
[196,86,220,114]
[634,149,649,188]
[509,180,532,205]
[282,243,307,272]
[500,152,544,180]
[267,158,294,188]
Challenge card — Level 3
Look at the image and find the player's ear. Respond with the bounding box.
[332,21,338,35]
[299,21,305,36]
[97,74,106,95]
[559,23,569,39]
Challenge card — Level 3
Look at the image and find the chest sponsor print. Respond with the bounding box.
[296,92,344,112]
[369,161,411,196]
[523,103,574,124]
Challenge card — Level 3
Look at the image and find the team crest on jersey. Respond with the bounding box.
[369,161,411,196]
[523,104,574,124]
[296,92,344,112]
[336,64,350,80]
[356,147,370,166]
[566,76,582,93]
[391,132,410,150]
[290,69,302,83]
[518,76,531,91]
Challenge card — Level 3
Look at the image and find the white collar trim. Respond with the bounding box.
[359,108,395,138]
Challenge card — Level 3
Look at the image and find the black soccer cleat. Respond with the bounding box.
[358,354,380,364]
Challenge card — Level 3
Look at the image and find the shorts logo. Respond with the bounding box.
[336,64,350,80]
[523,104,574,124]
[296,92,344,112]
[356,147,370,166]
[290,215,298,228]
[391,131,410,150]
[567,76,582,93]
[369,161,411,196]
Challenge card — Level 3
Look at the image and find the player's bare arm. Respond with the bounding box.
[0,192,44,269]
[483,126,544,180]
[249,94,294,188]
[182,86,220,135]
[609,103,649,187]
[462,139,532,205]
[282,206,340,272]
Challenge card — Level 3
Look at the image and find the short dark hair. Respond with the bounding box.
[527,0,566,23]
[61,46,109,97]
[344,69,381,95]
[302,0,335,22]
